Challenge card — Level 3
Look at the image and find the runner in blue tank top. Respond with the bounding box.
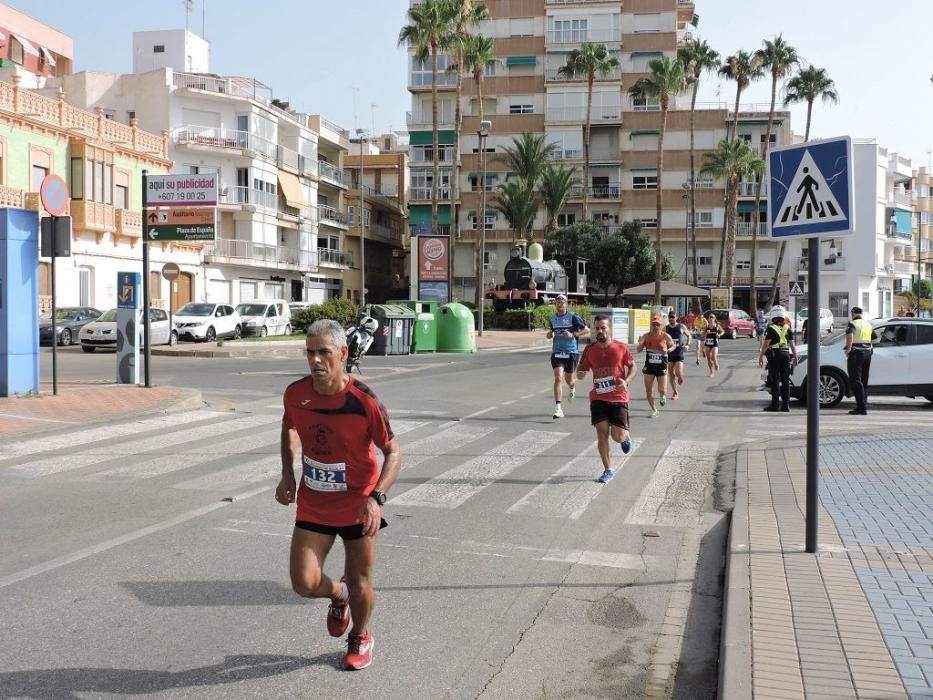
[546,295,589,419]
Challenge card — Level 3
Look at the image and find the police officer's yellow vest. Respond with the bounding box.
[850,317,873,344]
[769,323,790,350]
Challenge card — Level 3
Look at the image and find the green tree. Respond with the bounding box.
[628,55,688,304]
[701,139,763,303]
[557,43,620,221]
[539,163,580,234]
[492,178,538,243]
[678,39,720,287]
[398,0,454,235]
[495,132,557,185]
[752,35,798,313]
[460,34,496,122]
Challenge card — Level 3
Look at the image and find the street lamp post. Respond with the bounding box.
[478,119,492,337]
[355,128,366,307]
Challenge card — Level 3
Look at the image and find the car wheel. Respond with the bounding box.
[206,326,216,342]
[169,330,178,346]
[59,329,72,346]
[259,326,268,338]
[818,369,846,408]
[234,325,242,339]
[81,345,95,353]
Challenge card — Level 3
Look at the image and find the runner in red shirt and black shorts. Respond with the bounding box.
[576,314,637,484]
[278,319,401,671]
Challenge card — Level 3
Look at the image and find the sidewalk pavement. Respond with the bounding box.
[0,382,203,437]
[721,430,933,699]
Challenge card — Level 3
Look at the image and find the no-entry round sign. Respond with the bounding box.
[161,262,180,281]
[39,174,69,216]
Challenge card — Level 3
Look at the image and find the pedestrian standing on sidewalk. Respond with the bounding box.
[844,306,873,415]
[636,316,676,418]
[576,315,636,484]
[758,306,797,412]
[545,294,590,420]
[277,319,401,671]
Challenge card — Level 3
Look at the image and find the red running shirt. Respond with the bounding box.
[282,376,394,527]
[578,340,635,403]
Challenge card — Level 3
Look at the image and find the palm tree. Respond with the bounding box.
[493,178,538,244]
[539,163,581,234]
[495,132,557,185]
[460,34,496,122]
[557,43,620,221]
[398,0,454,236]
[628,55,688,304]
[766,65,839,308]
[701,139,763,301]
[715,50,764,285]
[445,1,490,249]
[751,35,798,314]
[678,39,720,287]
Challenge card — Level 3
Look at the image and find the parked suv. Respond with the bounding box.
[174,303,242,342]
[789,318,933,407]
[711,309,756,339]
[235,299,291,337]
[794,307,835,337]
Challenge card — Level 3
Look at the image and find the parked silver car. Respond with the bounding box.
[79,308,177,352]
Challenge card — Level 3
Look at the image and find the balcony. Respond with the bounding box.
[369,223,404,244]
[735,223,768,238]
[892,260,915,276]
[0,185,23,208]
[797,256,846,272]
[552,149,584,161]
[888,189,912,208]
[545,67,621,83]
[204,238,318,272]
[171,125,276,160]
[737,182,767,197]
[570,184,621,200]
[318,160,349,189]
[318,248,353,268]
[219,186,278,211]
[545,106,622,123]
[546,29,622,45]
[406,110,454,128]
[318,204,351,229]
[409,72,458,89]
[410,186,451,202]
[115,209,142,238]
[546,0,620,3]
[71,200,115,234]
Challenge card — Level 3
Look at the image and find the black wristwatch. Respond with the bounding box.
[369,490,387,506]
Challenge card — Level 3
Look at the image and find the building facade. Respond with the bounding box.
[0,2,73,88]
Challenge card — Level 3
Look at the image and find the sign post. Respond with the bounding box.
[39,174,71,396]
[768,136,855,554]
[161,262,180,336]
[116,271,141,385]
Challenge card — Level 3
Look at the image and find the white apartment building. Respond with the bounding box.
[44,29,353,307]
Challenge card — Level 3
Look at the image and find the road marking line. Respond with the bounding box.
[0,413,75,424]
[172,455,280,491]
[390,430,568,509]
[0,484,270,590]
[390,419,432,436]
[507,438,644,519]
[400,423,496,471]
[461,406,497,420]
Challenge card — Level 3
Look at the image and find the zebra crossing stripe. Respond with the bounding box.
[507,438,644,520]
[1,411,229,459]
[391,419,433,436]
[172,455,280,491]
[7,414,281,478]
[390,430,569,509]
[401,423,497,471]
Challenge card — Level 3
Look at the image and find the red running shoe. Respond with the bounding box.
[345,631,374,670]
[326,578,350,637]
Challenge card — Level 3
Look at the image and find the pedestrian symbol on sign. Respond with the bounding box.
[789,281,806,297]
[776,151,846,227]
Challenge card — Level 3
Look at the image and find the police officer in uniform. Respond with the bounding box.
[844,306,873,415]
[757,306,798,412]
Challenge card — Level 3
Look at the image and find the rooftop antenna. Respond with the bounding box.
[202,0,206,39]
[370,103,377,144]
[352,87,359,132]
[183,0,193,32]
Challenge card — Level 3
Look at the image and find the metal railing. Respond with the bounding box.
[410,186,451,201]
[219,186,278,211]
[552,149,584,160]
[410,72,458,88]
[277,144,299,171]
[570,184,621,199]
[735,222,768,237]
[546,106,621,122]
[318,248,353,266]
[318,204,351,227]
[406,110,454,127]
[172,125,276,159]
[545,67,621,82]
[318,160,348,187]
[888,189,912,208]
[320,118,349,138]
[371,223,404,243]
[546,29,621,44]
[737,182,767,197]
[204,239,318,270]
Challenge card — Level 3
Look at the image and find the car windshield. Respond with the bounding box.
[177,303,214,316]
[236,304,267,316]
[40,309,79,320]
[797,309,809,319]
[98,309,119,322]
[713,311,730,321]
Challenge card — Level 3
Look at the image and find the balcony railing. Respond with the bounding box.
[318,160,348,188]
[277,146,317,178]
[410,72,458,88]
[371,223,404,243]
[546,106,622,122]
[735,222,768,237]
[321,118,349,139]
[406,110,454,127]
[546,29,622,44]
[410,186,451,201]
[318,204,351,228]
[318,248,353,267]
[545,67,621,83]
[218,186,279,211]
[888,189,912,208]
[0,185,24,208]
[737,182,767,197]
[570,184,621,199]
[71,200,116,233]
[171,125,276,159]
[115,209,142,237]
[204,239,318,271]
[552,149,584,160]
[546,0,620,3]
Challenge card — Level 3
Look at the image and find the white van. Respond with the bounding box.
[235,299,292,337]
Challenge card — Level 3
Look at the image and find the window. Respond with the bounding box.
[411,54,455,87]
[510,18,534,37]
[470,212,495,230]
[693,254,713,266]
[510,104,534,114]
[78,267,92,307]
[485,60,497,77]
[70,158,83,199]
[633,13,661,32]
[410,169,451,200]
[411,144,454,163]
[636,218,657,229]
[153,45,165,53]
[876,324,908,346]
[632,96,660,111]
[115,184,128,210]
[469,173,497,191]
[557,213,576,228]
[690,210,714,227]
[736,260,751,270]
[483,251,496,271]
[127,110,136,121]
[633,174,658,190]
[828,292,849,319]
[915,325,933,345]
[32,165,49,192]
[593,213,619,226]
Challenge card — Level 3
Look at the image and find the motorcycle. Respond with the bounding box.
[345,311,378,374]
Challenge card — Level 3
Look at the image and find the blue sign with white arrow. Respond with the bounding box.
[117,272,140,310]
[767,136,855,239]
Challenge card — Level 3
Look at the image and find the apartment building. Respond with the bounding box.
[0,2,73,88]
[405,0,793,309]
[911,166,933,300]
[0,76,178,311]
[790,141,916,321]
[44,29,355,307]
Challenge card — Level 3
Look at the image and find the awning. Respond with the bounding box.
[623,281,711,298]
[506,56,536,66]
[408,204,451,226]
[630,129,660,137]
[277,170,307,209]
[40,47,57,67]
[11,33,40,57]
[737,201,768,213]
[631,51,663,57]
[409,130,455,146]
[895,209,912,234]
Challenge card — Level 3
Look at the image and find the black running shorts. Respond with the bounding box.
[295,518,388,541]
[550,352,580,373]
[590,400,629,429]
[668,349,685,363]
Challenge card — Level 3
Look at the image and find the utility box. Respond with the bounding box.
[389,300,437,353]
[589,308,629,345]
[628,309,651,343]
[437,302,476,353]
[367,304,416,356]
[0,208,40,396]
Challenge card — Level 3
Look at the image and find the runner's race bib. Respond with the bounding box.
[553,352,569,359]
[647,351,664,364]
[705,337,716,346]
[302,456,347,492]
[594,376,616,394]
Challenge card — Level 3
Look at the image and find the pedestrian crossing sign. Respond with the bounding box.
[789,281,806,297]
[767,136,854,239]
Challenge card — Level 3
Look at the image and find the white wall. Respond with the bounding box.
[133,30,209,74]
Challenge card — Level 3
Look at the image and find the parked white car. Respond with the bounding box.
[789,318,933,407]
[80,308,177,352]
[235,300,291,337]
[174,303,242,342]
[791,307,835,337]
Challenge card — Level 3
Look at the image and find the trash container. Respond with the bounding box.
[367,304,416,356]
[436,302,476,353]
[628,309,650,344]
[388,300,437,353]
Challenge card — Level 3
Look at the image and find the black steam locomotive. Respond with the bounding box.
[485,244,588,312]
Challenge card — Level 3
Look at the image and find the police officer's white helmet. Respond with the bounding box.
[769,305,787,320]
[361,316,379,333]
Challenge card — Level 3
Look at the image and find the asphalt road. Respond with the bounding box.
[4,339,931,699]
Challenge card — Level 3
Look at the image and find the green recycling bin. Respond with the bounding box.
[436,302,476,353]
[367,304,416,356]
[388,300,437,353]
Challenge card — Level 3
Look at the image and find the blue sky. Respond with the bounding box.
[13,0,933,167]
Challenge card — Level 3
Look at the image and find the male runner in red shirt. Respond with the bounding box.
[576,314,637,484]
[278,319,401,670]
